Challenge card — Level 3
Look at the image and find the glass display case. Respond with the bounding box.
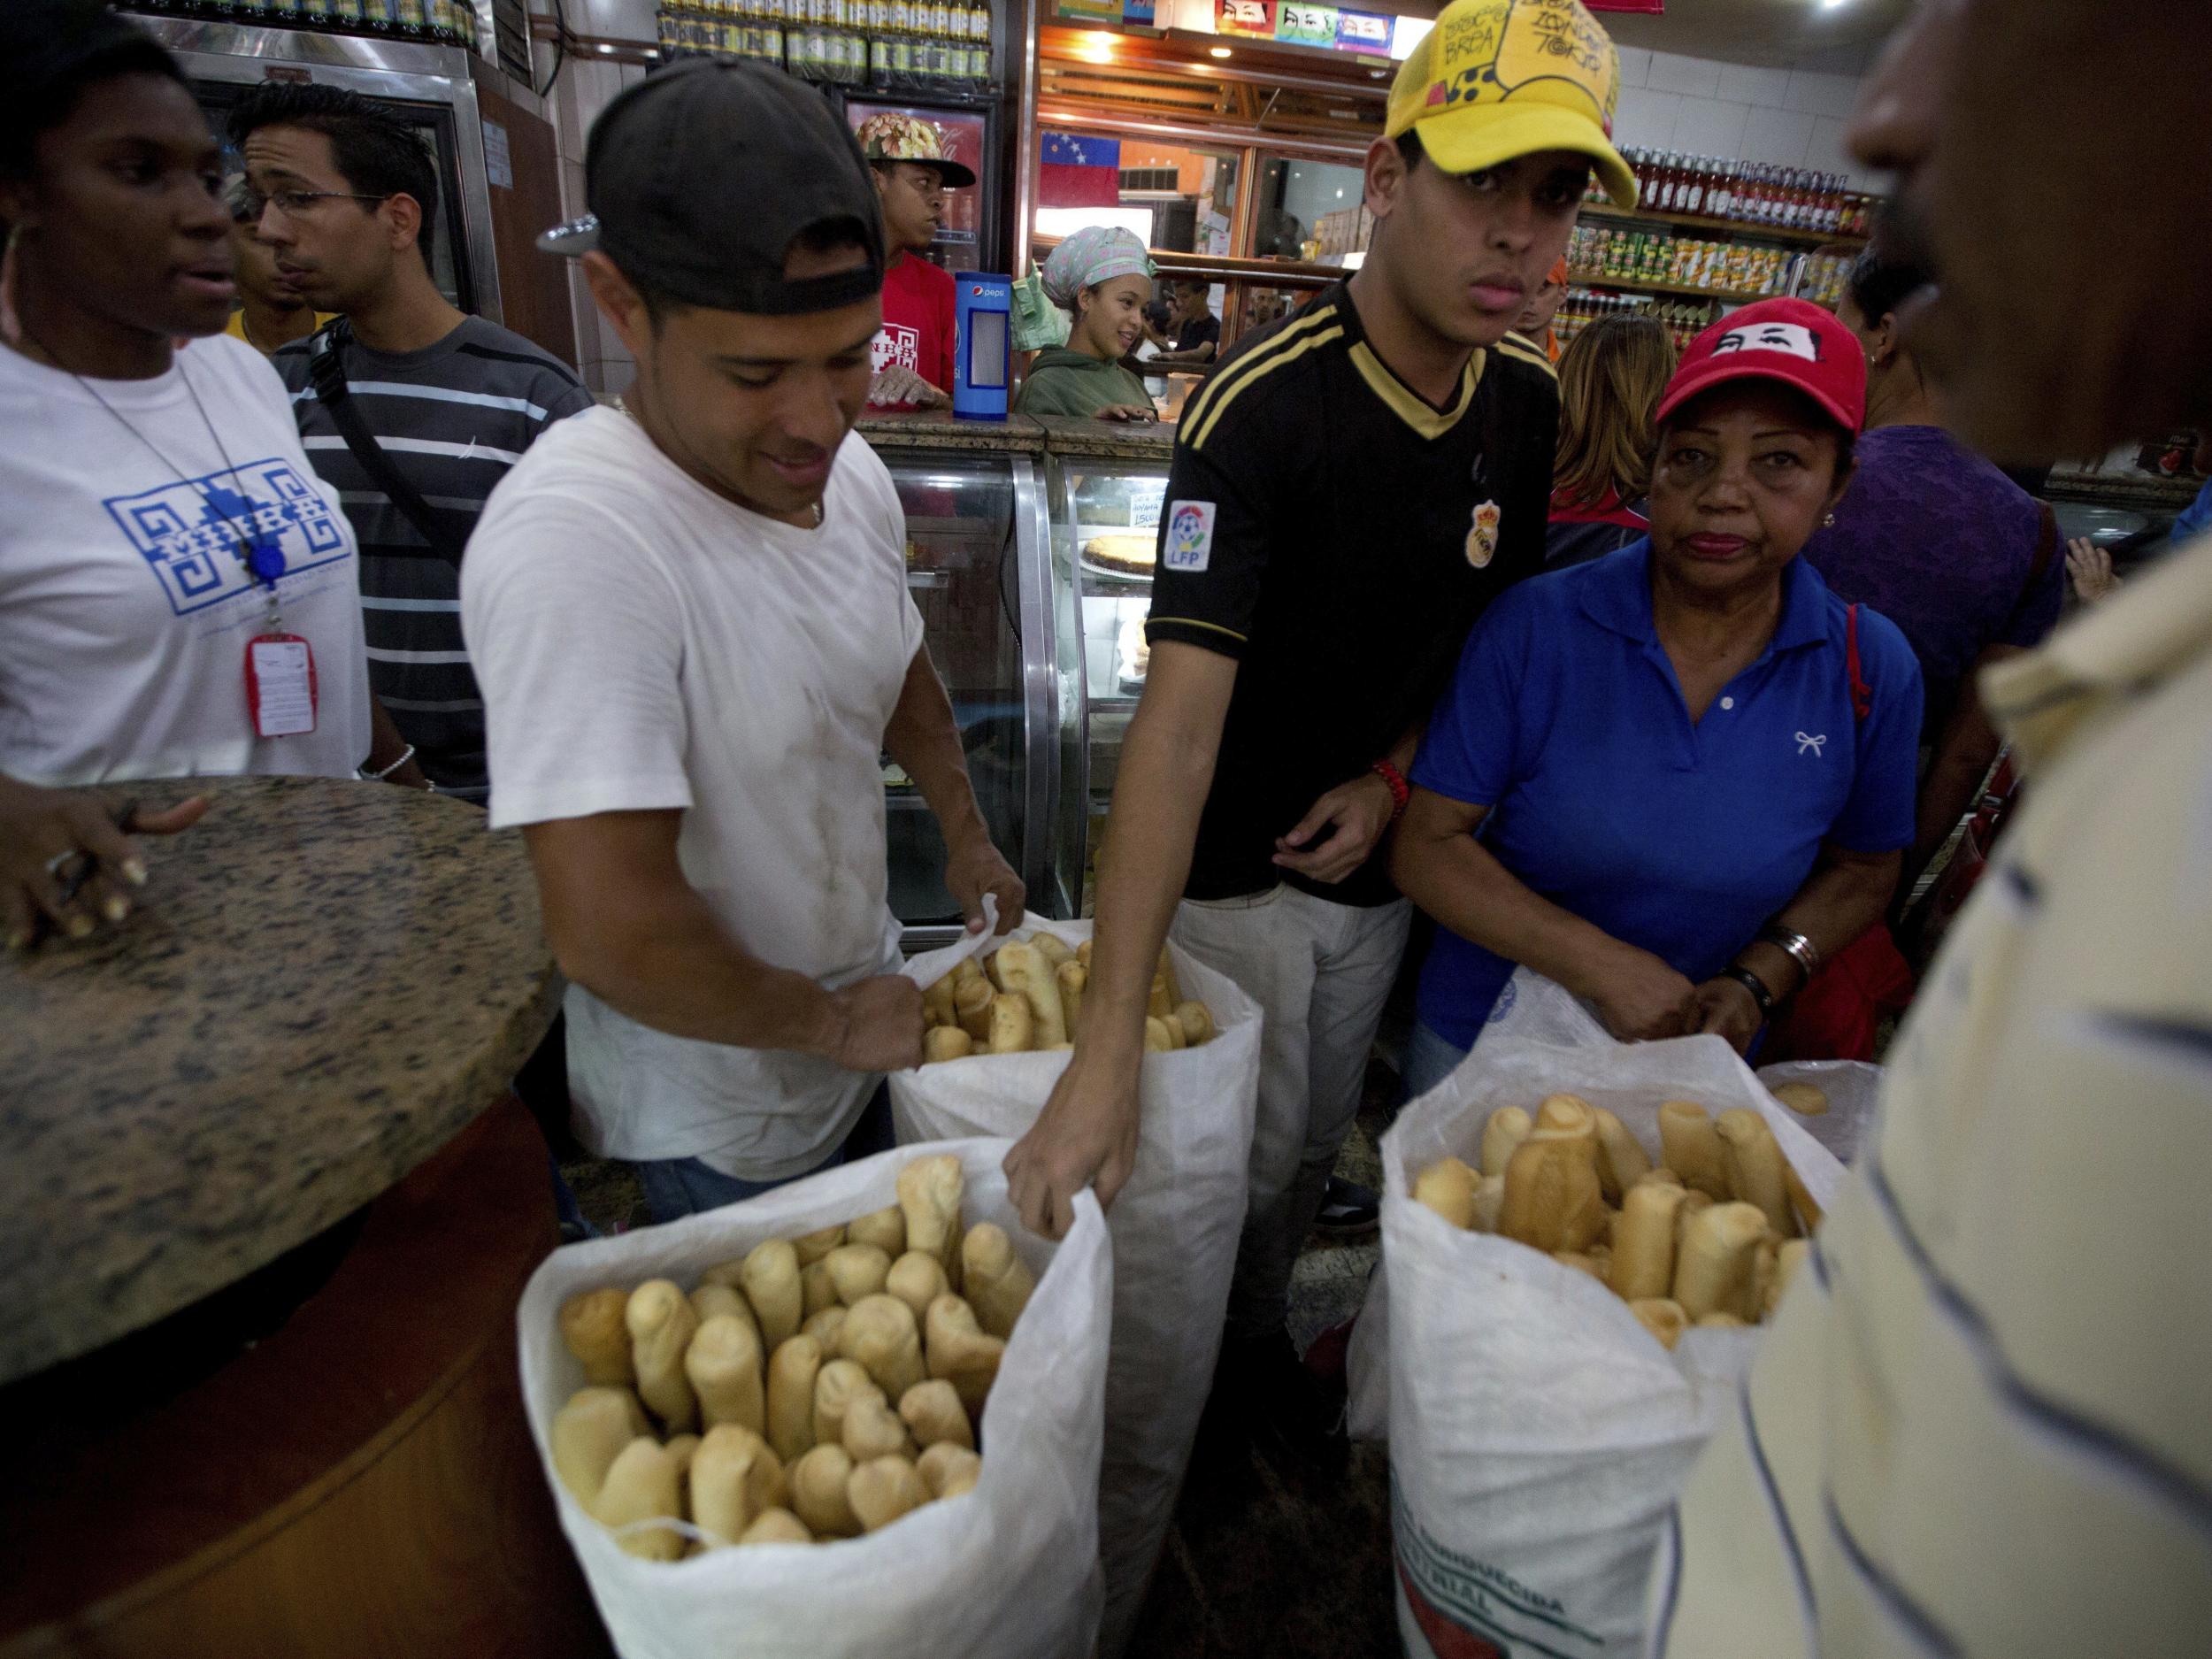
[861,414,1173,941]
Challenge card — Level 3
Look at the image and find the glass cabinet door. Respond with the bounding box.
[1048,457,1171,913]
[885,452,1028,939]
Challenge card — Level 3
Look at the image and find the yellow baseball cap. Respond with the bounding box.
[1386,0,1638,209]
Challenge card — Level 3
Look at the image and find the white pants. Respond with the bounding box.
[1172,885,1413,1339]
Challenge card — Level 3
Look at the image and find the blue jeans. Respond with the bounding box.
[634,1084,896,1225]
[1400,1019,1473,1103]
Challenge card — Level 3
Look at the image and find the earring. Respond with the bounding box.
[1823,512,1836,527]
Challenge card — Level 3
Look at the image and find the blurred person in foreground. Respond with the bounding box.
[1654,3,2212,1651]
[1800,243,2065,897]
[1545,311,1674,568]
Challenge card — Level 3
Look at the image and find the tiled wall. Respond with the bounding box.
[547,44,652,396]
[1610,44,1886,194]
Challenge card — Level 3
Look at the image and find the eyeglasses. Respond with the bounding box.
[242,188,391,220]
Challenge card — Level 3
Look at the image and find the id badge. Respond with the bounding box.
[244,634,319,738]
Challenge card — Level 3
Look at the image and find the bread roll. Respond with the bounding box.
[801,1258,839,1321]
[551,1386,650,1505]
[954,977,995,1041]
[925,1293,1006,1417]
[792,1224,847,1266]
[1657,1101,1730,1199]
[1696,1311,1750,1328]
[1671,1201,1770,1321]
[1033,933,1074,970]
[789,1443,861,1537]
[924,1025,974,1064]
[950,955,985,990]
[841,1391,916,1462]
[1769,1238,1809,1318]
[1412,1156,1480,1229]
[848,1455,928,1533]
[992,942,1067,1047]
[1553,1250,1606,1280]
[1590,1107,1653,1202]
[897,1154,964,1273]
[1674,1188,1713,1243]
[1173,1001,1216,1048]
[739,1508,814,1546]
[1148,972,1174,1021]
[691,1281,755,1333]
[765,1334,824,1462]
[886,1250,950,1323]
[1468,1173,1506,1233]
[1631,1299,1688,1350]
[841,1293,928,1400]
[900,1379,975,1450]
[697,1255,749,1292]
[1056,962,1087,1043]
[826,1242,894,1307]
[591,1437,687,1560]
[801,1306,848,1351]
[1716,1109,1798,1238]
[848,1205,907,1257]
[690,1424,786,1548]
[918,1441,982,1500]
[741,1238,803,1349]
[987,992,1033,1054]
[1157,946,1183,1010]
[664,1431,701,1490]
[1771,1080,1828,1117]
[1532,1094,1598,1143]
[686,1312,766,1433]
[920,973,958,1032]
[559,1287,634,1386]
[812,1358,883,1448]
[1142,1017,1177,1052]
[960,1223,1035,1339]
[626,1279,700,1432]
[1632,1166,1685,1190]
[1609,1178,1687,1302]
[1076,938,1094,971]
[1479,1106,1532,1179]
[1497,1137,1607,1254]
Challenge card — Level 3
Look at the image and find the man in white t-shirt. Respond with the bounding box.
[462,61,1023,1218]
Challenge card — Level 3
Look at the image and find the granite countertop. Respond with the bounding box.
[0,776,559,1385]
[857,410,1047,453]
[1035,412,1179,462]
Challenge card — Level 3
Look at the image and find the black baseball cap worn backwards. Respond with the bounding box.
[537,58,884,316]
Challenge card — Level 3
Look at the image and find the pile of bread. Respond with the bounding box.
[1413,1095,1818,1350]
[919,937,1217,1063]
[549,1155,1033,1555]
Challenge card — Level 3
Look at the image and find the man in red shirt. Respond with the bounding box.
[857,114,973,411]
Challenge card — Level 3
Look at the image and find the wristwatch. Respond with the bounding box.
[1758,925,1823,985]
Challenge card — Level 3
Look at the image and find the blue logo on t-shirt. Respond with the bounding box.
[104,458,348,616]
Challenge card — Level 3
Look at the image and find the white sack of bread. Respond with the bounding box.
[890,905,1261,1659]
[1753,1056,1882,1165]
[518,1137,1112,1659]
[1357,1011,1846,1659]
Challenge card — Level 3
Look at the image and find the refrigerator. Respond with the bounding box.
[125,13,504,323]
[836,90,1007,276]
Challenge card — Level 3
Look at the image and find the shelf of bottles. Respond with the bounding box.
[1554,290,1721,357]
[657,0,993,91]
[1567,222,1853,309]
[1586,150,1874,243]
[128,0,481,47]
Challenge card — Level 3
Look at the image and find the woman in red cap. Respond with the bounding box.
[1390,298,1924,1088]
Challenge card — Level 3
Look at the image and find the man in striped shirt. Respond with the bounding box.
[233,84,594,803]
[1653,4,2212,1653]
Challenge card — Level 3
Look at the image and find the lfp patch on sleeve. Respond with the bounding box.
[1164,500,1216,572]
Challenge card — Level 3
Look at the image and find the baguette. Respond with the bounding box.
[1497,1136,1607,1254]
[1671,1201,1769,1321]
[686,1312,766,1434]
[1716,1109,1798,1238]
[1609,1179,1687,1302]
[1411,1156,1480,1229]
[765,1334,824,1463]
[626,1279,700,1432]
[558,1287,634,1386]
[1479,1106,1532,1179]
[1657,1101,1730,1199]
[1630,1297,1688,1351]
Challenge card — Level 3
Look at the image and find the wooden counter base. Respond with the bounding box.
[0,1098,611,1659]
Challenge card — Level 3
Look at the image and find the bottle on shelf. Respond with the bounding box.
[1683,155,1708,216]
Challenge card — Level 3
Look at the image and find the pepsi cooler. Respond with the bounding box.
[953,273,1012,421]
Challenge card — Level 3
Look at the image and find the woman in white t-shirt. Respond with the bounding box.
[0,4,404,949]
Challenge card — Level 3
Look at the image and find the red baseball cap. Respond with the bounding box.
[1654,297,1866,435]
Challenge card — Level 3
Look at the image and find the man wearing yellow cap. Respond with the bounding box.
[1006,0,1638,1461]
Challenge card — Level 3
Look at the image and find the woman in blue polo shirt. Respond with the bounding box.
[1391,299,1922,1093]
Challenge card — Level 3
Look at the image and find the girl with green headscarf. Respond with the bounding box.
[1015,226,1158,420]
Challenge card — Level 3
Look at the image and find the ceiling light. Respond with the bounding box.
[1077,30,1117,62]
[1819,0,1850,9]
[1209,46,1232,58]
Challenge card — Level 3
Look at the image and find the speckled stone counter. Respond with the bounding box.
[857,409,1047,453]
[1036,411,1179,463]
[0,774,558,1386]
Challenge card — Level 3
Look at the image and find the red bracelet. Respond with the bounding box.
[1371,759,1409,824]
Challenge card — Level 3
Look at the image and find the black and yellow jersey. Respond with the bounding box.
[1148,280,1560,907]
